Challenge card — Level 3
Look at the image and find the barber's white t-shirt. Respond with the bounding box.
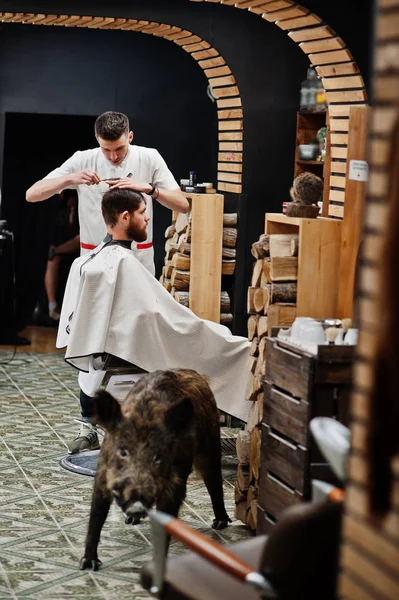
[44,145,179,273]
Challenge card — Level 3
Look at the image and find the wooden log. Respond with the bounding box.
[251,234,269,259]
[258,336,267,367]
[267,303,297,335]
[260,272,268,288]
[249,356,258,375]
[250,499,258,530]
[220,313,233,324]
[223,227,238,248]
[246,485,259,511]
[246,401,260,431]
[257,316,268,339]
[251,259,264,287]
[223,213,238,226]
[178,236,191,255]
[175,211,189,234]
[291,236,299,257]
[257,390,264,423]
[165,262,174,278]
[222,246,236,259]
[164,279,172,292]
[234,481,247,504]
[246,507,256,530]
[222,260,236,275]
[165,243,179,260]
[270,282,297,303]
[262,259,273,284]
[269,257,298,282]
[245,372,255,401]
[250,426,261,482]
[165,237,176,254]
[220,291,231,313]
[247,314,259,341]
[253,373,262,394]
[236,430,250,465]
[237,463,250,493]
[171,269,190,291]
[185,222,192,243]
[234,500,248,523]
[247,287,257,314]
[254,287,269,314]
[165,224,176,239]
[269,234,299,258]
[174,291,231,312]
[159,273,164,285]
[171,232,179,244]
[255,356,266,378]
[174,291,189,307]
[171,253,191,270]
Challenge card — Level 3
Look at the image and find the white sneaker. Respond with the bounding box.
[49,306,61,321]
[68,423,99,454]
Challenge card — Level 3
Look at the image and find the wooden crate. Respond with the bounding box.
[265,213,342,319]
[258,337,354,532]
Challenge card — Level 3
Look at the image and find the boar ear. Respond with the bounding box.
[92,390,122,430]
[165,397,194,435]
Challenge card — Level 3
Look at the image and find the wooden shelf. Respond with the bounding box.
[294,112,328,180]
[265,213,342,319]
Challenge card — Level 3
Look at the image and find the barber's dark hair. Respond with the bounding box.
[95,112,130,141]
[102,188,145,227]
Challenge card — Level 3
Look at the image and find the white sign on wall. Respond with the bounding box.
[349,160,369,182]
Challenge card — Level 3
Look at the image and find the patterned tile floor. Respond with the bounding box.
[0,351,252,599]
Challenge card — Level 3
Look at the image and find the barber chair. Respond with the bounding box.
[94,354,147,397]
[141,499,343,600]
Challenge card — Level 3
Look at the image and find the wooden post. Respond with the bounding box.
[337,106,369,319]
[189,193,224,322]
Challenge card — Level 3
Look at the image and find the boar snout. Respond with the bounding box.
[124,500,148,525]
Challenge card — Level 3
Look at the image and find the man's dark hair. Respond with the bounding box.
[102,188,144,227]
[95,112,130,141]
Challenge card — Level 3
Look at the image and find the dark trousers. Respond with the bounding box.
[80,389,95,421]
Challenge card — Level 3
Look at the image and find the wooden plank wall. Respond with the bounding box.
[192,0,369,218]
[0,10,244,195]
[338,0,399,597]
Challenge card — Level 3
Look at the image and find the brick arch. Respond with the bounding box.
[191,1,368,217]
[1,3,368,216]
[0,11,243,195]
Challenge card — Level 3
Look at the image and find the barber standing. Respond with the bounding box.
[26,111,189,275]
[26,111,189,454]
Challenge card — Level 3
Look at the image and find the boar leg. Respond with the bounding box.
[195,450,231,530]
[80,474,112,571]
[157,482,187,518]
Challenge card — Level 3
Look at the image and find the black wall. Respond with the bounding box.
[0,0,373,334]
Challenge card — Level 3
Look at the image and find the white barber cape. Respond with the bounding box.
[57,243,251,422]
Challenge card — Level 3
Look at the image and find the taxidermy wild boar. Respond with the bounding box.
[80,369,231,571]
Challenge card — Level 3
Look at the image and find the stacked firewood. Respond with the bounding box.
[234,233,298,529]
[160,211,238,325]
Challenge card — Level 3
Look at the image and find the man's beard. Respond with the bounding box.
[127,223,147,242]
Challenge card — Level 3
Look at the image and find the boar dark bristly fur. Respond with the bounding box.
[80,369,231,571]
